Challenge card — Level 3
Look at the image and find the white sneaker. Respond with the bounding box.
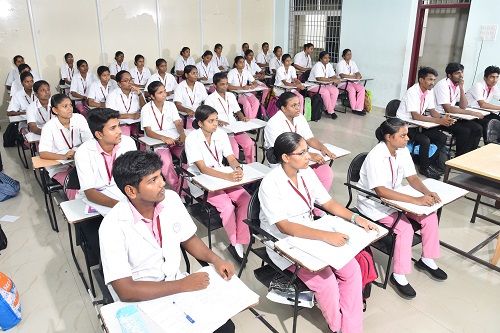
[234,244,244,258]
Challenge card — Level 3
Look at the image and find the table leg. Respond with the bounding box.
[492,234,500,265]
[443,165,451,182]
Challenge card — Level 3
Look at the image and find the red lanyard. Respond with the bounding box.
[306,56,310,68]
[158,74,167,86]
[388,157,399,189]
[484,87,492,99]
[237,72,244,87]
[120,93,133,113]
[288,176,312,214]
[116,63,122,72]
[201,64,209,78]
[285,119,297,133]
[80,77,87,94]
[322,64,327,77]
[37,103,50,122]
[136,70,143,83]
[100,85,108,100]
[218,96,230,119]
[216,56,221,66]
[25,93,34,104]
[204,141,220,165]
[101,152,115,183]
[185,87,195,106]
[151,102,164,130]
[68,66,74,81]
[60,128,74,149]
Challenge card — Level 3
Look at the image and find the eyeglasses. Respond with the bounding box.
[287,150,308,157]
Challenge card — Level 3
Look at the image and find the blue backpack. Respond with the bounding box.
[0,173,20,202]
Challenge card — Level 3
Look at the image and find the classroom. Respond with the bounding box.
[0,0,499,332]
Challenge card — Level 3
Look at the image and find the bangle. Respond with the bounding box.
[235,165,243,170]
[350,213,359,225]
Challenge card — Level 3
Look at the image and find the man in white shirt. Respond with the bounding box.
[396,67,452,179]
[60,53,76,85]
[293,43,314,74]
[255,42,272,68]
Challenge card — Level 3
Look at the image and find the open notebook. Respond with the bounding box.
[192,164,268,192]
[308,143,350,164]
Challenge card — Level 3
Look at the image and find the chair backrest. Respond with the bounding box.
[247,190,261,229]
[385,99,401,118]
[347,152,368,184]
[63,167,80,192]
[486,119,500,144]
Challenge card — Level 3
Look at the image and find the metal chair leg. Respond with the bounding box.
[470,194,481,224]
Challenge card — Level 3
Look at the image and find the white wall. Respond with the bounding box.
[339,0,418,108]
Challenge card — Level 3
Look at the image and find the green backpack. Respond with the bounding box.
[304,97,312,121]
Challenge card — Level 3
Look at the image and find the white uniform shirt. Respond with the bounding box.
[195,61,219,81]
[70,72,96,99]
[244,60,262,76]
[87,81,116,103]
[256,51,272,65]
[60,64,77,82]
[269,57,283,73]
[210,55,229,71]
[109,61,129,76]
[204,91,240,124]
[174,56,195,72]
[39,113,93,177]
[357,142,417,221]
[434,78,460,114]
[26,100,52,129]
[264,110,314,149]
[145,73,178,92]
[106,89,141,115]
[130,66,152,86]
[75,136,136,199]
[227,68,255,87]
[259,165,331,270]
[336,59,360,76]
[173,80,208,111]
[396,83,435,121]
[7,89,37,112]
[10,71,41,97]
[99,191,197,292]
[275,66,298,85]
[465,80,500,108]
[141,101,180,133]
[185,128,233,170]
[308,62,336,81]
[293,51,312,69]
[5,68,18,87]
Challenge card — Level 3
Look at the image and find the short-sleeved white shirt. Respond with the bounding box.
[174,56,195,72]
[357,142,417,221]
[130,66,152,86]
[70,72,96,99]
[396,83,436,121]
[244,60,262,76]
[269,57,283,72]
[7,89,37,112]
[109,61,129,76]
[106,89,141,115]
[173,80,208,111]
[275,66,298,85]
[308,62,336,81]
[60,64,77,82]
[210,55,229,70]
[259,165,331,270]
[87,81,116,103]
[99,192,197,291]
[195,61,220,81]
[293,51,312,69]
[145,73,178,92]
[26,100,52,129]
[336,59,359,75]
[264,110,314,149]
[466,80,500,108]
[227,68,255,87]
[10,71,41,97]
[141,101,180,132]
[185,128,234,170]
[434,78,460,114]
[256,51,272,65]
[5,68,18,87]
[204,91,240,124]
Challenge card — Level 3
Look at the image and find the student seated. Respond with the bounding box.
[7,71,36,116]
[196,50,220,83]
[268,46,283,75]
[308,51,340,119]
[185,105,251,262]
[39,94,93,198]
[259,132,376,333]
[237,42,249,57]
[274,54,305,112]
[60,53,76,86]
[174,65,208,129]
[70,59,96,117]
[243,49,265,80]
[396,66,451,179]
[293,42,314,74]
[357,118,447,298]
[26,80,52,135]
[109,51,128,80]
[210,43,230,71]
[434,62,483,156]
[10,63,41,97]
[175,47,195,77]
[255,42,272,68]
[227,56,260,119]
[87,66,115,108]
[336,49,366,115]
[106,70,146,136]
[75,108,136,209]
[99,150,236,333]
[145,58,178,95]
[204,72,255,163]
[264,92,335,192]
[142,81,186,192]
[5,55,24,92]
[130,54,151,88]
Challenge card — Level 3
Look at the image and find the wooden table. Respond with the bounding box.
[442,144,500,271]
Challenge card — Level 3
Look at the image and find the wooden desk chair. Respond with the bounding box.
[344,152,422,289]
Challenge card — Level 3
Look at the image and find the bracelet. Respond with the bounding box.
[350,213,359,225]
[235,165,243,171]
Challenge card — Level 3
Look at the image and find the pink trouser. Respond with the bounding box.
[311,164,334,191]
[120,124,140,137]
[238,94,260,119]
[289,258,363,333]
[291,90,304,113]
[342,82,365,111]
[229,133,255,163]
[75,101,89,118]
[378,211,440,274]
[207,186,251,245]
[309,85,339,114]
[257,82,270,105]
[156,145,183,191]
[53,169,77,200]
[185,116,194,129]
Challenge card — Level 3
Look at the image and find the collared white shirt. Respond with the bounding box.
[195,61,220,81]
[357,142,417,221]
[434,78,461,114]
[130,66,152,86]
[87,81,116,103]
[269,57,283,73]
[204,91,240,124]
[466,80,500,108]
[396,83,436,121]
[26,100,52,129]
[185,128,234,170]
[141,100,180,132]
[106,88,141,115]
[7,89,37,112]
[256,51,272,65]
[336,59,359,76]
[70,72,96,99]
[109,61,129,76]
[145,73,178,92]
[264,110,314,149]
[293,51,312,69]
[173,80,208,111]
[275,66,298,85]
[60,64,77,82]
[210,55,229,70]
[10,71,41,97]
[5,68,18,87]
[227,68,255,87]
[308,62,336,81]
[244,60,262,76]
[99,191,197,297]
[259,165,331,270]
[174,56,195,72]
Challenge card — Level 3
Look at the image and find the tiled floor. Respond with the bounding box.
[0,107,499,333]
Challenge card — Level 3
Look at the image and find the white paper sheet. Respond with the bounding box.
[0,215,20,223]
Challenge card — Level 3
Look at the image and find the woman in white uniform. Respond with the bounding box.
[70,59,96,117]
[87,66,115,108]
[174,47,195,77]
[130,54,151,88]
[210,43,230,71]
[173,65,208,129]
[273,54,305,112]
[336,49,366,115]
